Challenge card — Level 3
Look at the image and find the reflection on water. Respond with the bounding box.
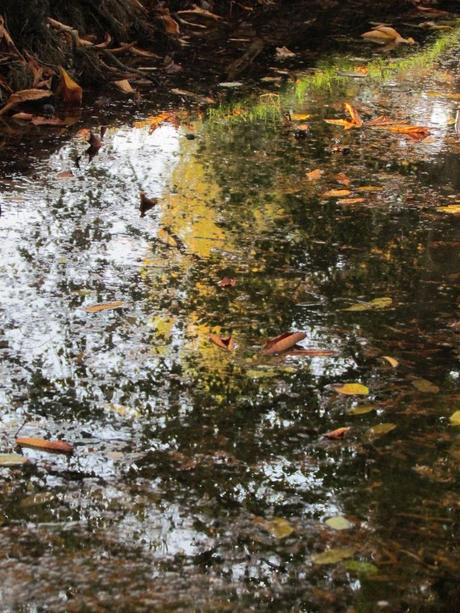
[1,42,460,610]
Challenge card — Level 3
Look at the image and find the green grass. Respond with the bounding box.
[206,27,460,126]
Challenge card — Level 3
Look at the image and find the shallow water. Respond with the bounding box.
[1,41,460,611]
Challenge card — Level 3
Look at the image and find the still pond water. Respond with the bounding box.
[1,39,460,611]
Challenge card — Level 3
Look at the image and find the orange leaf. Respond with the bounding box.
[337,197,366,205]
[335,173,351,186]
[323,189,351,198]
[58,67,83,106]
[324,427,351,440]
[344,103,363,127]
[306,169,323,182]
[385,125,430,140]
[261,331,306,355]
[84,301,125,313]
[218,277,237,288]
[159,14,180,35]
[16,437,73,454]
[209,334,235,351]
[325,119,356,130]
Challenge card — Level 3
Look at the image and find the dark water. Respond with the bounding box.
[1,42,460,611]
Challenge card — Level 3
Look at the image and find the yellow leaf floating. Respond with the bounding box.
[449,411,460,426]
[335,383,369,396]
[290,113,311,121]
[58,67,83,106]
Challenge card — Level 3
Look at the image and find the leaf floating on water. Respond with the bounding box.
[16,437,73,454]
[323,189,352,198]
[58,67,83,106]
[325,516,353,530]
[412,378,440,393]
[437,205,460,215]
[348,404,375,416]
[343,297,392,312]
[261,331,306,355]
[449,411,460,426]
[361,25,415,46]
[0,453,29,466]
[382,356,399,368]
[306,168,323,182]
[312,547,355,565]
[337,197,366,205]
[384,125,430,140]
[324,426,351,439]
[84,301,125,313]
[344,560,378,575]
[209,334,235,352]
[325,103,363,130]
[254,516,295,539]
[336,383,369,396]
[367,423,396,438]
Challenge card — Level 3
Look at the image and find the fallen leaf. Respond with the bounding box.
[261,331,306,355]
[437,205,460,215]
[323,189,352,198]
[171,88,215,104]
[348,404,375,416]
[291,113,311,121]
[159,14,180,35]
[276,46,296,60]
[356,186,383,193]
[177,6,222,21]
[325,103,362,130]
[114,79,135,95]
[335,383,369,396]
[16,437,73,454]
[84,301,125,313]
[412,378,440,393]
[209,334,235,351]
[343,297,392,312]
[335,173,351,186]
[382,355,398,367]
[367,423,396,437]
[218,277,237,288]
[325,516,353,530]
[344,560,378,575]
[0,453,29,466]
[354,66,368,76]
[361,25,415,46]
[56,170,74,180]
[286,348,338,357]
[254,516,295,539]
[12,112,34,120]
[385,125,430,140]
[31,116,67,126]
[366,115,396,127]
[140,192,157,217]
[58,67,83,106]
[449,411,460,426]
[306,169,323,181]
[0,88,52,116]
[312,547,355,565]
[324,426,351,439]
[337,197,366,205]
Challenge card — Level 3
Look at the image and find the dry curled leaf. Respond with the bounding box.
[58,67,83,106]
[114,79,135,95]
[261,331,306,355]
[324,426,351,439]
[209,334,235,351]
[0,89,52,116]
[84,301,125,313]
[16,437,73,454]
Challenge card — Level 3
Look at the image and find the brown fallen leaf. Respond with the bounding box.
[58,67,83,106]
[16,437,73,454]
[159,13,180,35]
[356,186,383,193]
[84,301,125,313]
[262,331,306,355]
[335,173,351,186]
[323,189,352,198]
[209,334,235,351]
[337,197,366,205]
[306,169,323,182]
[0,89,52,116]
[361,25,415,46]
[114,79,135,95]
[218,277,237,288]
[324,427,351,440]
[140,192,158,217]
[384,125,431,140]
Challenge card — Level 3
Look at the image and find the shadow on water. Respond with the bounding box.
[1,34,460,611]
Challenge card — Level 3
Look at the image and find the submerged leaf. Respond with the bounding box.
[343,297,392,312]
[348,404,375,416]
[336,383,369,396]
[367,423,396,438]
[262,331,306,355]
[325,516,353,530]
[16,437,73,454]
[312,547,355,565]
[254,516,295,539]
[412,378,440,393]
[84,301,125,313]
[344,560,378,575]
[0,453,28,466]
